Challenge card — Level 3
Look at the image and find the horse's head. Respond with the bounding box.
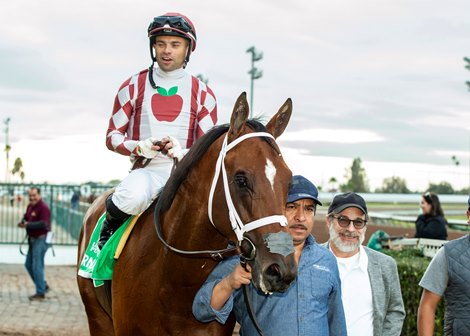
[211,92,297,294]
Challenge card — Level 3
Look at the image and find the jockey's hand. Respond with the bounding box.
[162,136,185,161]
[136,137,164,159]
[226,264,252,290]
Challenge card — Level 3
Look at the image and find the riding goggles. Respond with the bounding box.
[333,215,367,229]
[149,16,194,35]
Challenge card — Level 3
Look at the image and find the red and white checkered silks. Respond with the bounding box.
[106,67,217,163]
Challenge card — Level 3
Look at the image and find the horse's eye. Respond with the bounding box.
[234,174,249,189]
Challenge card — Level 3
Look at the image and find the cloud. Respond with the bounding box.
[0,46,64,91]
[1,0,470,190]
[280,128,385,144]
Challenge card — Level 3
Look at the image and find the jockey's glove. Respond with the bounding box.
[167,136,186,161]
[136,137,159,159]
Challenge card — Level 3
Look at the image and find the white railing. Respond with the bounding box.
[319,192,469,204]
[390,237,448,258]
[368,211,469,231]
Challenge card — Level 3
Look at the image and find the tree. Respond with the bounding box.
[4,144,11,182]
[196,74,209,84]
[340,157,369,192]
[465,57,470,91]
[376,176,410,193]
[11,157,25,182]
[428,181,454,194]
[107,179,121,186]
[328,177,338,192]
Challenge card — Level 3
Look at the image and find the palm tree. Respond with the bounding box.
[328,177,338,192]
[11,157,25,182]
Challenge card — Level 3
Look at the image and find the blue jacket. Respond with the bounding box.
[192,235,347,336]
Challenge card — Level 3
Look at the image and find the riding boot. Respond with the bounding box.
[98,196,130,249]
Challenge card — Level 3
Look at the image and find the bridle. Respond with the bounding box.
[154,130,285,336]
[153,130,288,259]
[207,132,288,241]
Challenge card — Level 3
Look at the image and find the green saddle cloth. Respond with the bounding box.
[77,213,133,287]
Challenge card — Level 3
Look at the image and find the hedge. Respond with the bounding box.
[383,248,445,336]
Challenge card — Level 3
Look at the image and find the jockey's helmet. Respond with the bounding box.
[147,13,197,87]
[148,13,197,53]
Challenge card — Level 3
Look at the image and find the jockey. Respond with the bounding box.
[99,13,218,249]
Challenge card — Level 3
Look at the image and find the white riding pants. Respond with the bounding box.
[111,159,173,215]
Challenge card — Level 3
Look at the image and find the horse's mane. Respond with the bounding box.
[157,119,277,213]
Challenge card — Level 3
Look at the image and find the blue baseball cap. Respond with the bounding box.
[287,175,322,205]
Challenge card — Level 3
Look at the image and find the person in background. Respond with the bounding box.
[17,187,51,301]
[192,175,347,335]
[71,190,80,210]
[324,192,405,336]
[417,195,470,336]
[367,230,391,251]
[415,191,447,240]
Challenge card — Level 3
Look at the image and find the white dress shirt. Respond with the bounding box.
[334,245,374,336]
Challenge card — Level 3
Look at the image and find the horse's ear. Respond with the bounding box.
[228,92,249,141]
[266,98,292,139]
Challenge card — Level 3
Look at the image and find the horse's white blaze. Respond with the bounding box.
[265,159,276,192]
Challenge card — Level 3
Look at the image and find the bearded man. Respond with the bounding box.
[323,192,405,336]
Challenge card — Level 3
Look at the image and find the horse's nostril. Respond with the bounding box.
[266,263,282,278]
[263,262,296,293]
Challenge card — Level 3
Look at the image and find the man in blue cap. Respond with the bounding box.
[418,194,470,335]
[193,175,346,335]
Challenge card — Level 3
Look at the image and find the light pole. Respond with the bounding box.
[4,117,11,183]
[246,46,263,118]
[451,155,460,190]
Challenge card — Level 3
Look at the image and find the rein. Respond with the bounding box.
[131,140,173,171]
[240,237,265,336]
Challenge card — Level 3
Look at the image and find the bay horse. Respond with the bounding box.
[77,92,297,335]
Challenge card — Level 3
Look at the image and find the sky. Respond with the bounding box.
[1,0,470,192]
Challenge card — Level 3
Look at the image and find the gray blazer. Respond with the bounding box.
[322,242,405,336]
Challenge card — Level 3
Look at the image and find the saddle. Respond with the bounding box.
[78,213,141,317]
[78,214,138,280]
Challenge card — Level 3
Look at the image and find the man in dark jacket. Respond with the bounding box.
[18,187,51,300]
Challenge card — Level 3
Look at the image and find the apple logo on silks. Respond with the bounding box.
[152,86,183,122]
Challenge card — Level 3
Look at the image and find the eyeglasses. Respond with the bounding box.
[150,16,193,34]
[332,215,367,229]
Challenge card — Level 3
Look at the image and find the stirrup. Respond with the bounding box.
[98,228,115,250]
